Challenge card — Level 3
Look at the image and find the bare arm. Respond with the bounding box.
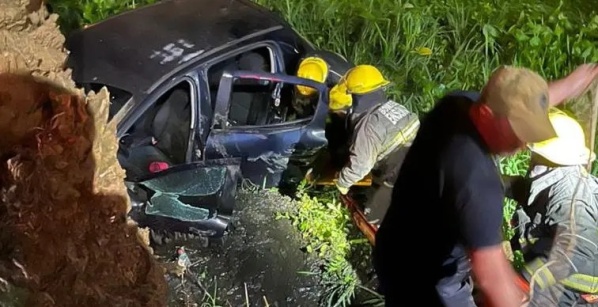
[549,64,598,107]
[471,245,525,307]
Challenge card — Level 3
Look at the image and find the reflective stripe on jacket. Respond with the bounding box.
[516,165,598,305]
[337,100,419,189]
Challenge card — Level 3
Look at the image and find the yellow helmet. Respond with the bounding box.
[329,83,353,111]
[339,65,390,95]
[528,108,596,166]
[295,57,329,97]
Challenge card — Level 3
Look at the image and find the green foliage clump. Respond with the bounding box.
[47,0,157,34]
[277,182,358,307]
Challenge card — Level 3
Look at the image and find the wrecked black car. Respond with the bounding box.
[65,0,351,241]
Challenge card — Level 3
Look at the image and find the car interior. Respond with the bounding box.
[118,81,192,180]
[207,47,318,127]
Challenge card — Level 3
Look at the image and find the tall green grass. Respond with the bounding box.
[256,0,598,110]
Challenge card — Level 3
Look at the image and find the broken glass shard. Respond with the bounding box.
[145,192,210,221]
[140,166,227,221]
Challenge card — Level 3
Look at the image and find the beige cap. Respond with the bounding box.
[481,66,557,143]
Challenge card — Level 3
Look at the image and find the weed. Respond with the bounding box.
[277,181,359,306]
[199,278,222,307]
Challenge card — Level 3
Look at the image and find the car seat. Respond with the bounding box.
[151,87,192,164]
[230,52,271,126]
[209,58,237,110]
[118,144,173,180]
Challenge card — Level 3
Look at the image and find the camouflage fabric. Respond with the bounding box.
[513,165,598,306]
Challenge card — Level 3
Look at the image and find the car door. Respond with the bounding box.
[127,158,242,238]
[115,77,243,238]
[203,70,329,188]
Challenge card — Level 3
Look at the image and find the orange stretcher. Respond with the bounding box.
[339,194,377,246]
[304,150,372,186]
[304,169,373,187]
[304,154,377,246]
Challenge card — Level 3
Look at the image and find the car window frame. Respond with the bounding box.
[211,70,327,132]
[117,76,198,164]
[203,42,278,106]
[220,79,315,131]
[200,43,318,131]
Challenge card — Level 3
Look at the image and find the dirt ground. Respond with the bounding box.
[0,0,167,306]
[156,187,324,307]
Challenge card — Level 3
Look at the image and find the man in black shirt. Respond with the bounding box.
[373,64,598,307]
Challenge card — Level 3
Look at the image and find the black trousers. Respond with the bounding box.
[375,252,477,307]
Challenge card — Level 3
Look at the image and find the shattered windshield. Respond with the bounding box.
[140,166,227,221]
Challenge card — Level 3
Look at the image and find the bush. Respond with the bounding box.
[48,0,157,34]
[277,182,359,306]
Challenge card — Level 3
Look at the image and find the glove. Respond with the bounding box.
[336,183,349,195]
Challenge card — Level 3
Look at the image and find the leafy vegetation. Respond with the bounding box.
[277,182,359,306]
[47,0,598,305]
[47,0,156,33]
[255,0,598,114]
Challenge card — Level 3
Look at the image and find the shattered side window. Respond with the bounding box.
[145,194,211,222]
[140,166,226,195]
[140,166,228,222]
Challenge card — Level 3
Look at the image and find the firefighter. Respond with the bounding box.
[293,52,355,116]
[291,55,354,162]
[292,56,329,119]
[374,64,598,307]
[505,109,598,307]
[329,65,420,224]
